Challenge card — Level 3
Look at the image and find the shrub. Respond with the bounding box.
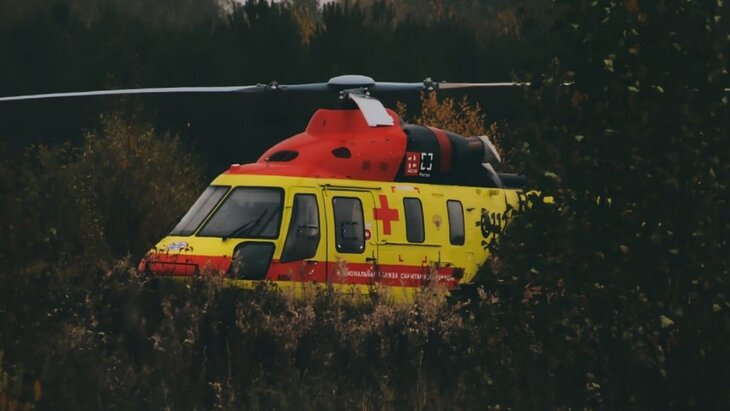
[488,0,730,408]
[0,112,203,273]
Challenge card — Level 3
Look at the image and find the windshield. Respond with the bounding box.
[198,187,284,239]
[170,186,229,236]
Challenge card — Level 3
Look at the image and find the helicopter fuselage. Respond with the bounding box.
[140,173,523,296]
[139,107,525,298]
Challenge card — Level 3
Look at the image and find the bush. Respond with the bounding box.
[0,112,202,273]
[0,112,203,410]
[488,0,730,408]
[4,263,476,410]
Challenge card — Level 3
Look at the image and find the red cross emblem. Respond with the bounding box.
[373,195,399,235]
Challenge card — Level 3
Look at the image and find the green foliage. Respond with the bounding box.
[0,112,204,409]
[0,263,475,410]
[490,0,730,408]
[6,257,697,410]
[0,112,202,272]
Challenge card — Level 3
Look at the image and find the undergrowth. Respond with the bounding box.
[2,255,728,410]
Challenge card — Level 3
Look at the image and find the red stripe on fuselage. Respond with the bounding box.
[144,253,459,289]
[429,127,452,173]
[144,253,232,276]
[266,260,458,288]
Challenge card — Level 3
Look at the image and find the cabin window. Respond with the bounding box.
[229,242,275,280]
[170,185,229,236]
[281,194,320,262]
[332,197,365,253]
[198,187,284,239]
[403,197,425,243]
[447,200,465,245]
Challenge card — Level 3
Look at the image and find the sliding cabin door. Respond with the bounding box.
[373,190,447,289]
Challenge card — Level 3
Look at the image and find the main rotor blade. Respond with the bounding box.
[370,82,427,92]
[0,85,265,102]
[437,82,531,89]
[277,83,329,92]
[370,81,531,93]
[0,77,545,103]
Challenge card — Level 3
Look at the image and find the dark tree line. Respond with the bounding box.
[0,0,551,177]
[490,0,729,407]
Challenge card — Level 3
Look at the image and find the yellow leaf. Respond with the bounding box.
[33,380,42,402]
[660,315,674,328]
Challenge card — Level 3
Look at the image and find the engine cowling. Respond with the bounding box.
[395,125,507,188]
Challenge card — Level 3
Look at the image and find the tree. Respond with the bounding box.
[489,0,729,407]
[397,92,493,136]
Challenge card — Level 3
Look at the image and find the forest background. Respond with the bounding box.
[0,0,728,409]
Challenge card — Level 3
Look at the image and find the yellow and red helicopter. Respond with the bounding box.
[1,75,529,299]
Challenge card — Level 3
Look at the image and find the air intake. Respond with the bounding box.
[265,150,298,162]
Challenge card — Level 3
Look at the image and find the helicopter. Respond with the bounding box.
[1,75,530,299]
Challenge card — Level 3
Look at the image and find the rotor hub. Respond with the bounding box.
[327,75,376,90]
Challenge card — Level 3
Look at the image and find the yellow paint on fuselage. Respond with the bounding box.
[151,173,523,296]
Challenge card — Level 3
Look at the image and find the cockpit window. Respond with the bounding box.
[170,185,229,236]
[281,194,320,262]
[198,187,284,239]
